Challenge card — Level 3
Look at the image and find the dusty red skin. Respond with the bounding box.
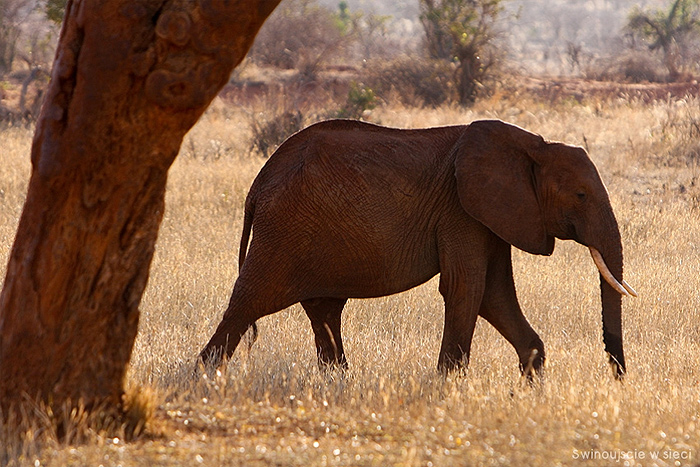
[200,119,630,380]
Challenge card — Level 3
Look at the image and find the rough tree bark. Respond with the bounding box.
[0,0,280,416]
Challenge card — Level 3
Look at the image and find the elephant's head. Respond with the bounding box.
[455,119,636,378]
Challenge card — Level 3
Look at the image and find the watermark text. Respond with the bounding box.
[572,448,692,463]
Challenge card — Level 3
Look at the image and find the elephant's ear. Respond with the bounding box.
[454,120,555,256]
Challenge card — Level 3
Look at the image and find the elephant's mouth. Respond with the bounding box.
[589,247,637,297]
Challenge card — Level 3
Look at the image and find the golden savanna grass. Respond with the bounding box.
[1,92,700,466]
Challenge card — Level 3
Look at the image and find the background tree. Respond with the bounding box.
[420,0,504,105]
[249,0,345,80]
[44,0,66,24]
[340,4,393,60]
[626,0,700,81]
[0,0,34,75]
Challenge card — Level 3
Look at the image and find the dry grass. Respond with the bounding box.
[1,93,699,466]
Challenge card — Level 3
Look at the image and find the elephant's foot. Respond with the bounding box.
[437,349,469,375]
[519,338,546,383]
[317,355,349,373]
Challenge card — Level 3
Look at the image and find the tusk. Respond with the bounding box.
[621,280,638,297]
[588,247,633,297]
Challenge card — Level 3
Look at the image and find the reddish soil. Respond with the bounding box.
[220,73,700,107]
[520,76,700,103]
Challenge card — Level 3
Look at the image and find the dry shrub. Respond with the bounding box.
[249,0,346,80]
[250,109,304,158]
[248,92,318,158]
[652,97,700,167]
[365,55,454,107]
[248,80,382,157]
[584,50,666,83]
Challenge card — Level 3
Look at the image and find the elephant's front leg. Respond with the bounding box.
[437,267,486,373]
[302,298,348,369]
[478,240,545,379]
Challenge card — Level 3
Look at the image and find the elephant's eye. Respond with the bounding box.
[576,192,587,202]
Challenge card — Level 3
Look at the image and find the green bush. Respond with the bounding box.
[336,82,377,119]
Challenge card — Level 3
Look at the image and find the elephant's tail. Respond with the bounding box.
[238,194,255,274]
[239,194,258,348]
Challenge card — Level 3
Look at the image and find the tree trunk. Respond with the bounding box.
[457,48,480,106]
[663,43,681,82]
[0,0,280,417]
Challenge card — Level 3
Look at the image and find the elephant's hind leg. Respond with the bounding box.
[199,283,295,369]
[301,298,348,369]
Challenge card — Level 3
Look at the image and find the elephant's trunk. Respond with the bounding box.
[587,224,631,379]
[600,273,626,379]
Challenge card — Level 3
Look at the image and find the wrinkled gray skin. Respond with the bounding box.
[200,119,630,379]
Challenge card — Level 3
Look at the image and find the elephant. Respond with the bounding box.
[199,119,636,379]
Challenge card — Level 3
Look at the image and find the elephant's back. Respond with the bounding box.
[253,119,464,193]
[245,120,467,235]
